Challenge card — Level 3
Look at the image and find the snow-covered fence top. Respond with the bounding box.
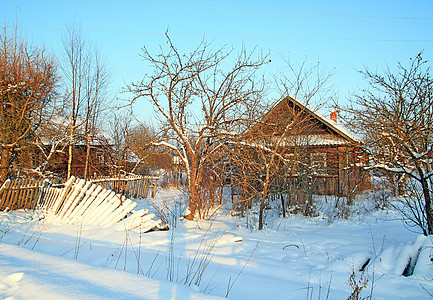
[42,176,163,231]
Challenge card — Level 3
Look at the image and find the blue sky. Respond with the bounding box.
[3,0,433,121]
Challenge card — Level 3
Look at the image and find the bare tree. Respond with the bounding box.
[0,26,58,183]
[341,52,433,235]
[106,110,134,176]
[234,98,323,229]
[126,122,158,174]
[103,110,162,177]
[230,59,335,229]
[83,50,109,179]
[32,118,68,178]
[128,34,268,220]
[61,24,109,180]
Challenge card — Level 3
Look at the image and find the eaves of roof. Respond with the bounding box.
[263,95,360,144]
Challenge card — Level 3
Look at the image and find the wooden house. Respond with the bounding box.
[33,116,114,179]
[247,95,370,197]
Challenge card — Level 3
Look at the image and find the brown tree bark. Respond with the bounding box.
[0,148,11,184]
[0,26,57,183]
[420,177,433,235]
[128,34,268,220]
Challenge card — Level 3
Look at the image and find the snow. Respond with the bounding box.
[44,115,114,146]
[1,188,433,299]
[0,244,221,300]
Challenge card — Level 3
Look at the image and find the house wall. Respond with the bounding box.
[284,145,370,197]
[41,145,111,178]
[320,145,369,196]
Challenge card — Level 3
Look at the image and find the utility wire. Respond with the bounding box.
[6,25,433,43]
[7,0,53,30]
[6,0,432,42]
[54,0,433,21]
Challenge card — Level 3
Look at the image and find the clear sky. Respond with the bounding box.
[3,0,433,122]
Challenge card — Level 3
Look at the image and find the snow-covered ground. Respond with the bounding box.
[1,187,432,299]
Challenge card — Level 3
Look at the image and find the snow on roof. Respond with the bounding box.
[280,134,352,147]
[265,95,360,145]
[40,115,114,146]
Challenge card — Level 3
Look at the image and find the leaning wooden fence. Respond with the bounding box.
[0,175,160,212]
[42,176,162,231]
[90,175,160,199]
[0,176,163,231]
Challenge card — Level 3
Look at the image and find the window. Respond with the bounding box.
[310,152,327,175]
[96,151,105,164]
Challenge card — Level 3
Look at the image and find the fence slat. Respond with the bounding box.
[7,179,20,210]
[0,179,11,210]
[89,175,160,199]
[0,178,45,211]
[0,174,160,213]
[41,178,160,230]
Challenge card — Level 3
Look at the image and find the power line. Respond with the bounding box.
[8,25,433,43]
[54,0,433,21]
[7,0,53,30]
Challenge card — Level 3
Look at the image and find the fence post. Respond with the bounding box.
[0,179,11,210]
[151,178,159,198]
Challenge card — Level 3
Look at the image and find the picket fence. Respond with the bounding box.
[0,176,162,231]
[0,178,45,211]
[0,175,159,212]
[90,175,160,199]
[42,176,162,231]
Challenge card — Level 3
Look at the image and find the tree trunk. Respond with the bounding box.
[420,177,433,235]
[185,185,198,220]
[259,180,269,230]
[84,133,91,180]
[280,193,286,218]
[0,148,11,184]
[67,143,73,180]
[67,114,75,180]
[185,159,199,220]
